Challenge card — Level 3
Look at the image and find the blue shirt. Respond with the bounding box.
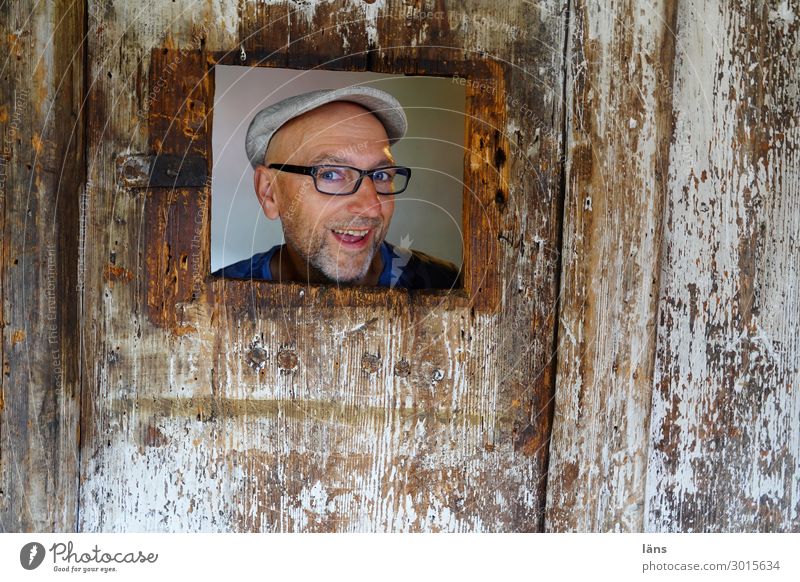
[212,241,461,290]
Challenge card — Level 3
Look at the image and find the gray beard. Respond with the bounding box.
[309,237,379,283]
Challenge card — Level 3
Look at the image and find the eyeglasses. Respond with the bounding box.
[267,163,411,196]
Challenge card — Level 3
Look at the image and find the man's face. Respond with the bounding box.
[254,101,396,284]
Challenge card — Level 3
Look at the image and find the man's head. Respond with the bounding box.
[245,88,408,284]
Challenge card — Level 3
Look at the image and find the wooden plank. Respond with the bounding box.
[495,0,568,529]
[646,0,800,532]
[77,1,223,526]
[143,49,212,329]
[545,0,678,531]
[78,0,565,531]
[0,0,84,531]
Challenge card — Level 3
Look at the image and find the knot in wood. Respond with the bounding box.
[495,189,506,209]
[393,359,411,377]
[361,352,381,374]
[276,348,299,373]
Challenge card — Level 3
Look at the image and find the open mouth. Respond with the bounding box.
[331,228,371,248]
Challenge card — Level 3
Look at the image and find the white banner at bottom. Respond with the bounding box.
[1,533,797,581]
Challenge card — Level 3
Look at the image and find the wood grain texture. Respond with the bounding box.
[78,0,565,532]
[545,0,678,531]
[0,0,84,532]
[7,0,795,534]
[646,0,800,532]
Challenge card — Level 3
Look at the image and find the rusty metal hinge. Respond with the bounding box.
[117,154,207,188]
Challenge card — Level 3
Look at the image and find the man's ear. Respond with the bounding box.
[253,165,281,220]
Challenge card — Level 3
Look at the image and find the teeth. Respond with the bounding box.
[333,229,368,237]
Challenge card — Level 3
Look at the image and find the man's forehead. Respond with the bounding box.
[273,102,393,164]
[307,149,395,166]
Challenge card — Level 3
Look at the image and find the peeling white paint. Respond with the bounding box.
[645,0,800,532]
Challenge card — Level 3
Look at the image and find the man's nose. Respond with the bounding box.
[345,175,383,217]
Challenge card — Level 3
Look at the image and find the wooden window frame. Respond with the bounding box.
[135,48,507,329]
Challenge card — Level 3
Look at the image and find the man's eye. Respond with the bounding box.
[372,170,393,182]
[319,169,346,181]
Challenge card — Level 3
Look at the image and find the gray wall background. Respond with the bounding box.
[211,65,466,272]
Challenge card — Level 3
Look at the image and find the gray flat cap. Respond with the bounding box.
[245,86,408,168]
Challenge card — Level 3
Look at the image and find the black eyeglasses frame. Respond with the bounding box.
[266,163,412,196]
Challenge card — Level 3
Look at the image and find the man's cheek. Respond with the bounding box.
[280,192,303,222]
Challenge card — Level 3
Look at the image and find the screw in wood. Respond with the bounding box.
[277,348,299,373]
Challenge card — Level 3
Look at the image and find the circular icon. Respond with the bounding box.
[20,542,46,570]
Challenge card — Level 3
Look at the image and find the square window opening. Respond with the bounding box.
[209,65,467,292]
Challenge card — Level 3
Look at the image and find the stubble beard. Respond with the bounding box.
[287,218,384,283]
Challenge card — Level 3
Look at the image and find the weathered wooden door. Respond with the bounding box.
[74,1,563,532]
[1,0,798,533]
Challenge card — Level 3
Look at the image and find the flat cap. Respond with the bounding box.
[245,86,408,168]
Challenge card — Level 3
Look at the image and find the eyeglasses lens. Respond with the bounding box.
[315,166,409,195]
